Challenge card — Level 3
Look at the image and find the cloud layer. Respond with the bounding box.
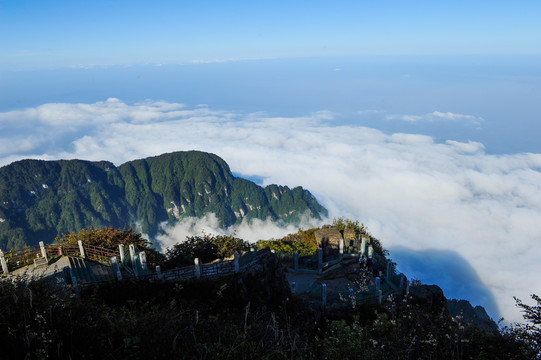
[1,98,540,323]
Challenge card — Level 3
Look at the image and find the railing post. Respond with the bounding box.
[119,244,126,266]
[234,252,239,273]
[368,245,374,258]
[294,252,299,272]
[129,244,139,277]
[39,241,48,261]
[386,260,392,279]
[406,279,410,296]
[194,258,201,278]
[375,277,380,293]
[339,238,344,258]
[321,283,327,310]
[139,252,148,275]
[378,290,383,304]
[111,257,122,280]
[78,240,85,259]
[0,250,9,274]
[318,248,323,270]
[156,265,162,280]
[63,266,77,286]
[361,237,367,256]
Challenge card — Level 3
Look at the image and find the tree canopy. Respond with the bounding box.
[165,233,250,268]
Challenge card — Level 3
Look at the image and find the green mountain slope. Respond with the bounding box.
[0,151,327,250]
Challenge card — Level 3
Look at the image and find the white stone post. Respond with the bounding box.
[375,276,380,293]
[119,244,126,266]
[129,244,138,277]
[156,265,162,280]
[111,257,122,280]
[139,252,148,275]
[368,245,374,258]
[361,237,367,256]
[294,252,299,272]
[234,252,239,273]
[194,258,201,278]
[39,241,48,261]
[78,240,85,259]
[318,248,323,269]
[339,238,344,257]
[378,290,383,304]
[0,250,9,274]
[406,279,410,296]
[321,283,327,309]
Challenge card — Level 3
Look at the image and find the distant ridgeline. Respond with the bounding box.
[0,151,327,250]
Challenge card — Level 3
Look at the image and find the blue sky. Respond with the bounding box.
[1,0,541,322]
[1,1,540,69]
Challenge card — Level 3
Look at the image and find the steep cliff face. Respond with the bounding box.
[0,151,327,249]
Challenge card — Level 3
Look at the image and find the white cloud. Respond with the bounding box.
[386,110,483,124]
[0,99,540,323]
[155,212,324,252]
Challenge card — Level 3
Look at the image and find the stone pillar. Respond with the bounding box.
[63,266,77,286]
[58,246,63,256]
[318,248,323,270]
[139,252,148,275]
[294,252,299,272]
[129,244,138,276]
[368,245,374,258]
[375,277,380,293]
[339,238,344,257]
[78,240,85,259]
[194,258,201,278]
[119,244,126,266]
[386,260,392,279]
[111,257,122,280]
[156,265,162,280]
[39,241,48,261]
[0,250,9,274]
[361,237,367,256]
[406,279,410,296]
[399,273,405,289]
[62,266,72,284]
[321,283,327,309]
[378,290,383,304]
[234,252,239,273]
[291,281,297,294]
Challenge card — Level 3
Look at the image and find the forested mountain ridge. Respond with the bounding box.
[0,151,327,250]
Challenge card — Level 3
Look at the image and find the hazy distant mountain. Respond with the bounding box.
[0,151,327,250]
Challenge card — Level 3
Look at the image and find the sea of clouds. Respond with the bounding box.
[1,98,540,323]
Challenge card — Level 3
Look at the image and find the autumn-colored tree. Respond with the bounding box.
[56,226,163,266]
[257,227,319,256]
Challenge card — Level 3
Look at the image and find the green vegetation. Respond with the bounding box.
[512,294,541,354]
[1,224,539,358]
[0,151,327,250]
[257,227,319,256]
[1,264,537,358]
[164,233,251,267]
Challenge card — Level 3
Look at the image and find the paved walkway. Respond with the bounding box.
[9,256,70,283]
[286,270,319,293]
